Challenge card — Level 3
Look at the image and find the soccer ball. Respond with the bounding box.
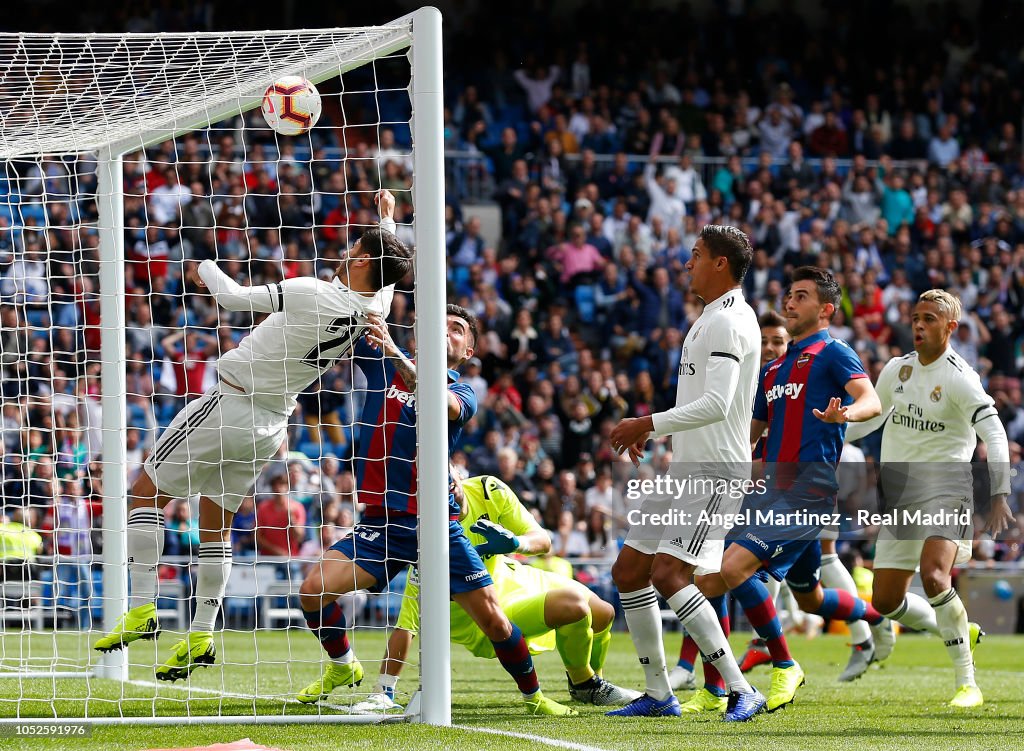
[261,76,322,136]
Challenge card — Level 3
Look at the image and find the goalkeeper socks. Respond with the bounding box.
[733,576,794,669]
[492,623,540,697]
[620,586,672,701]
[555,611,595,685]
[667,585,751,695]
[378,673,399,699]
[192,541,232,632]
[929,588,975,688]
[700,595,730,696]
[678,632,698,671]
[820,553,872,644]
[590,620,612,676]
[127,507,165,610]
[884,593,940,636]
[303,601,351,660]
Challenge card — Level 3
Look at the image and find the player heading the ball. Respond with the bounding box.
[93,191,411,682]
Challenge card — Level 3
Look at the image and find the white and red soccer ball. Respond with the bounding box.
[261,76,322,136]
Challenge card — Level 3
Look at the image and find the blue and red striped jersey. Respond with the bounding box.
[753,329,867,465]
[352,336,476,519]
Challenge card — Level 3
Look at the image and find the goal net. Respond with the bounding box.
[0,8,453,727]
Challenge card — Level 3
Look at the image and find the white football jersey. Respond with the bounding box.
[868,346,1005,503]
[197,263,394,416]
[651,287,761,479]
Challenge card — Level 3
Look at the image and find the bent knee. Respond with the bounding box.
[650,557,692,596]
[719,563,749,591]
[298,575,323,600]
[694,573,727,598]
[555,590,590,624]
[591,596,615,629]
[919,570,951,597]
[478,612,513,642]
[612,558,649,592]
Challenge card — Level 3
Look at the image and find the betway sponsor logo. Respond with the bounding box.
[386,384,416,409]
[765,382,805,403]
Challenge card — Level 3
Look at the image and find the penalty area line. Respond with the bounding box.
[453,724,612,751]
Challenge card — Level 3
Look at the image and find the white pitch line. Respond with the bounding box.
[453,724,612,751]
[125,678,387,718]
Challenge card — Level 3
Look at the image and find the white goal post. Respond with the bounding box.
[0,6,451,727]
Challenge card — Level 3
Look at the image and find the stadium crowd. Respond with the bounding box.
[1,0,1024,623]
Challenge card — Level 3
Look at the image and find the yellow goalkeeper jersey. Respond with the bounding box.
[396,475,558,657]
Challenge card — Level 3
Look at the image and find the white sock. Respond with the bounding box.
[884,592,940,636]
[332,648,355,666]
[619,586,672,701]
[929,589,975,688]
[668,585,752,694]
[192,541,232,632]
[127,507,164,610]
[820,553,871,644]
[379,673,399,698]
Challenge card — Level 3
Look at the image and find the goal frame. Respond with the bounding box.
[0,5,451,728]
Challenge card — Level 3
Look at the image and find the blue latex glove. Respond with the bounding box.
[471,518,520,557]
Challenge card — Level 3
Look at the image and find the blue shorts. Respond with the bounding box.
[732,538,822,593]
[331,516,493,594]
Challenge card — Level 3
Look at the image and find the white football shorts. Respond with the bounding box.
[873,496,973,570]
[144,384,289,512]
[624,477,742,574]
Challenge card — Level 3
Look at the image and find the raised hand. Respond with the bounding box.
[813,397,849,424]
[471,518,520,557]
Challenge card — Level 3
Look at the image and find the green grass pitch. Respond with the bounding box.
[1,627,1021,750]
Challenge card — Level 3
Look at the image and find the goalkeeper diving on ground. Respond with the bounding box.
[352,473,639,713]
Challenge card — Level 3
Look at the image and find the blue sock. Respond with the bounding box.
[302,603,351,659]
[492,623,540,697]
[732,576,794,669]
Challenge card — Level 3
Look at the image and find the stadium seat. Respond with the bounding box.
[574,284,597,325]
[297,442,322,461]
[17,202,46,225]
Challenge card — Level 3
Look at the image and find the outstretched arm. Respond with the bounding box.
[194,261,280,314]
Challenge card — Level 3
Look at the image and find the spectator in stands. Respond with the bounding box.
[165,498,199,559]
[514,63,561,115]
[256,473,306,559]
[552,508,590,559]
[809,109,849,157]
[928,122,961,167]
[53,474,92,628]
[232,496,257,557]
[546,224,605,286]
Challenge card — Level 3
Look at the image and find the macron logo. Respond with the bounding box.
[386,384,416,409]
[765,382,804,403]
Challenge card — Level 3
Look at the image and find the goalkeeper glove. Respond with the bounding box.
[471,518,520,557]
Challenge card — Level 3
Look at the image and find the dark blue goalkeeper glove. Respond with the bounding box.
[471,518,520,557]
